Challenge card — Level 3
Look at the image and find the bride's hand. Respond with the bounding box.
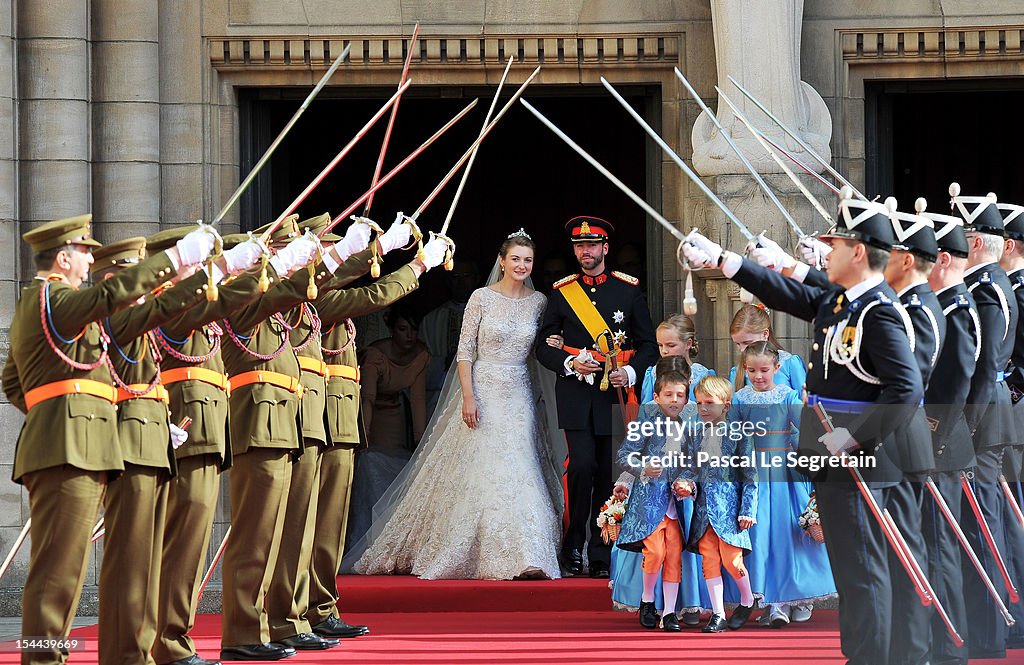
[546,334,564,349]
[462,396,480,429]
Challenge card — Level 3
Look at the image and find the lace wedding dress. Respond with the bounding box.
[352,286,563,580]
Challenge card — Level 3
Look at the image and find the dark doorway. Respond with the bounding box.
[238,84,663,323]
[866,79,1024,211]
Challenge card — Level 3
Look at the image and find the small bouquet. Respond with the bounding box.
[597,494,627,544]
[798,492,825,544]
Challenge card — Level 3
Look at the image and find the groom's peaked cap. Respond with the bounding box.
[565,216,613,243]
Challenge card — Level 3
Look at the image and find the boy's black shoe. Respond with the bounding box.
[702,614,727,633]
[661,613,682,632]
[559,549,583,576]
[682,610,701,626]
[639,602,659,629]
[727,603,755,630]
[588,561,609,579]
[681,610,701,627]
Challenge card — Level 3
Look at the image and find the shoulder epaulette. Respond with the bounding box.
[955,294,971,308]
[875,292,893,305]
[612,271,639,286]
[552,274,579,290]
[905,293,923,308]
[980,271,992,284]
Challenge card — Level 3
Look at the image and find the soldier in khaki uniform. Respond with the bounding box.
[219,217,380,661]
[266,213,439,645]
[1,215,216,665]
[92,236,239,665]
[301,217,442,639]
[146,227,268,665]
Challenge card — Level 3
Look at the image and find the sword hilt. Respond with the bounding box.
[434,232,456,271]
[401,214,426,263]
[206,232,222,302]
[351,216,385,278]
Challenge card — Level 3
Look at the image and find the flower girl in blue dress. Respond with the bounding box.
[640,314,715,403]
[726,304,806,394]
[731,342,836,628]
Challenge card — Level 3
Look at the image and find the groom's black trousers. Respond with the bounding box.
[564,428,612,565]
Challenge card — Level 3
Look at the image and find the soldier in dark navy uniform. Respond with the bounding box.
[683,192,923,665]
[921,210,980,665]
[997,200,1024,647]
[535,216,658,578]
[953,186,1019,660]
[880,198,943,665]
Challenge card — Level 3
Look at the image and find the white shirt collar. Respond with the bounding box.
[964,262,991,278]
[934,283,957,297]
[844,274,885,303]
[897,279,929,297]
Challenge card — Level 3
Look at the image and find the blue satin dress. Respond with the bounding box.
[731,384,836,605]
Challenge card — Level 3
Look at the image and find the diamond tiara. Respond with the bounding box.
[507,228,532,240]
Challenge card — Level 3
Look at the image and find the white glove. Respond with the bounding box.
[270,230,319,277]
[175,226,220,267]
[818,427,858,456]
[379,213,413,255]
[169,423,189,449]
[222,237,266,275]
[681,230,723,269]
[420,235,450,270]
[748,233,796,273]
[798,236,831,266]
[572,349,596,385]
[335,220,372,262]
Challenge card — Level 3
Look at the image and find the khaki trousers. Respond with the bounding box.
[268,440,321,640]
[305,446,355,625]
[221,448,292,646]
[21,466,106,665]
[98,464,170,665]
[152,454,220,663]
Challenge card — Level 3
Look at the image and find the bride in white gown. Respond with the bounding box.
[349,229,564,580]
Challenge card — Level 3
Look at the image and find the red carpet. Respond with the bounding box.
[2,576,1022,663]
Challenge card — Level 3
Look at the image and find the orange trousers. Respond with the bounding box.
[697,526,747,580]
[641,516,683,583]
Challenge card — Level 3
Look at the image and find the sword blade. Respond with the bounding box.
[962,472,1021,602]
[727,75,866,201]
[326,98,480,233]
[520,98,686,243]
[364,23,421,216]
[926,479,1015,625]
[598,78,753,243]
[419,65,539,229]
[438,55,515,235]
[198,526,231,604]
[0,519,30,582]
[261,78,413,242]
[716,87,835,226]
[1001,475,1024,528]
[212,43,352,225]
[673,68,804,239]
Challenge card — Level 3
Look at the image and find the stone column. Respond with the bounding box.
[17,0,91,237]
[159,0,206,227]
[0,0,22,609]
[91,0,161,242]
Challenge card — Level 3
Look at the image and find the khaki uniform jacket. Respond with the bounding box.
[2,252,183,482]
[220,250,373,456]
[158,270,265,468]
[321,263,420,447]
[105,269,212,472]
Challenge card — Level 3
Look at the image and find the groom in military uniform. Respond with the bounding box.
[536,216,658,578]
